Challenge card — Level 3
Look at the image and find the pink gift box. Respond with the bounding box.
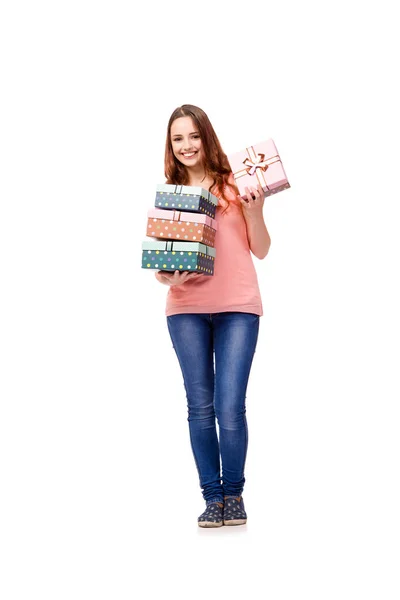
[146,208,218,247]
[228,138,290,199]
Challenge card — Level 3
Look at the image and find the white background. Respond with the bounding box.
[1,0,399,598]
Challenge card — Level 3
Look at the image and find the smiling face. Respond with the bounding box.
[170,116,204,169]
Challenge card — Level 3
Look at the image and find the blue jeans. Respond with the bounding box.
[167,312,260,503]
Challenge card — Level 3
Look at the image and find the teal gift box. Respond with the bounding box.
[142,240,216,275]
[155,184,219,219]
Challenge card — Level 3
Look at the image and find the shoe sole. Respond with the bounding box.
[198,521,223,528]
[223,519,247,526]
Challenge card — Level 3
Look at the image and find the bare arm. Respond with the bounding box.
[238,184,271,260]
[242,212,271,259]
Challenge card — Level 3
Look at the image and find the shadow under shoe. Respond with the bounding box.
[223,496,247,526]
[198,501,224,528]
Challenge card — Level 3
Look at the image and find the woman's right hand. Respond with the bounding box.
[155,270,204,286]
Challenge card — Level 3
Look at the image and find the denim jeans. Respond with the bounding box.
[167,312,260,503]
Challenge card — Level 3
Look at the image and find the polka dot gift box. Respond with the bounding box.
[146,208,218,247]
[141,241,216,275]
[154,184,219,219]
[228,138,290,201]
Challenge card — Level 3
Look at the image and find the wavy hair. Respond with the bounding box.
[164,104,238,211]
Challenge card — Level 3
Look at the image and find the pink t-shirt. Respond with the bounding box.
[165,183,263,317]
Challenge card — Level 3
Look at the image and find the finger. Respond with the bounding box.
[258,186,265,201]
[181,271,199,283]
[253,186,264,204]
[238,190,251,206]
[238,195,252,211]
[244,186,253,202]
[180,270,192,280]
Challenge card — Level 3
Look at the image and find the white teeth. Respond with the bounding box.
[183,152,196,157]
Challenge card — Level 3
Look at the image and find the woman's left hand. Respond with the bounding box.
[238,183,265,217]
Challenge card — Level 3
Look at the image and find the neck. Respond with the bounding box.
[187,165,207,186]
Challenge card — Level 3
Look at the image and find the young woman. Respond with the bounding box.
[155,105,271,527]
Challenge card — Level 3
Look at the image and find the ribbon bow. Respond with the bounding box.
[243,153,270,176]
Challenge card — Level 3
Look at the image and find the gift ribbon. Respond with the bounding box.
[233,146,281,189]
[171,211,182,222]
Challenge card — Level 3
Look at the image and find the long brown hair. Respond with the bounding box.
[164,104,238,211]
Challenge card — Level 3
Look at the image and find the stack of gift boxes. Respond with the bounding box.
[141,185,219,275]
[141,138,290,275]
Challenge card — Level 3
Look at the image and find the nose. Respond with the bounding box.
[181,137,194,150]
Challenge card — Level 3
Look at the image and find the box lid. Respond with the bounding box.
[147,208,217,229]
[172,242,216,256]
[156,184,219,207]
[142,240,216,255]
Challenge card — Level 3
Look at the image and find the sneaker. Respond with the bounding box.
[223,496,247,526]
[198,501,224,528]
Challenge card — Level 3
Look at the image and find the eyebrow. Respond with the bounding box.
[171,131,199,137]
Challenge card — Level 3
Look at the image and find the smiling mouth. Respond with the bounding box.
[181,151,197,158]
